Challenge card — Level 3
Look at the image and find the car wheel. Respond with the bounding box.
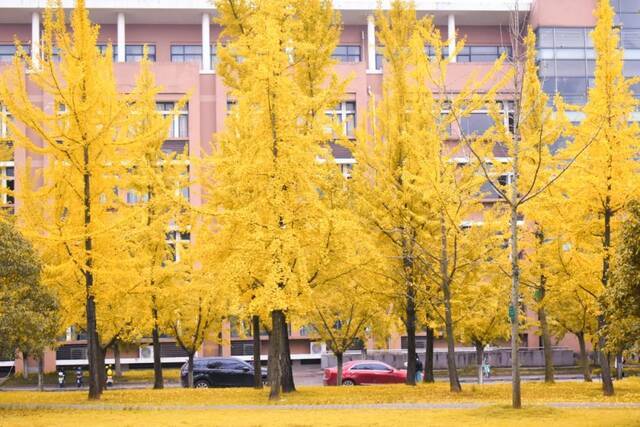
[342,379,356,386]
[194,380,210,388]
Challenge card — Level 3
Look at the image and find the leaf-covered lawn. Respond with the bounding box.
[0,378,639,406]
[0,406,639,427]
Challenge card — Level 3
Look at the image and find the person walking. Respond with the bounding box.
[415,355,424,383]
[106,365,114,388]
[75,366,83,388]
[57,369,65,388]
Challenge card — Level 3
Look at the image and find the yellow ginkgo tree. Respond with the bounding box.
[561,0,640,396]
[0,0,168,399]
[211,0,347,400]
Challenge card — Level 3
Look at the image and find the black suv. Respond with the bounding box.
[181,357,267,388]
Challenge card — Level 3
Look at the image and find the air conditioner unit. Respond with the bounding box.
[310,342,326,355]
[139,345,154,359]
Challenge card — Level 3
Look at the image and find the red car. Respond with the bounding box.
[323,360,407,386]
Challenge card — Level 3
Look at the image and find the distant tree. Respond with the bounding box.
[0,220,59,391]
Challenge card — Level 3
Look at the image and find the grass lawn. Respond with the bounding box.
[0,406,638,427]
[1,378,639,406]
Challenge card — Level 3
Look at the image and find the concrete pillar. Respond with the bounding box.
[367,14,376,72]
[117,12,125,63]
[201,13,212,72]
[31,11,40,69]
[448,13,456,63]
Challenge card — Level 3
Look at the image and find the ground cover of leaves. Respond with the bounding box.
[0,378,639,406]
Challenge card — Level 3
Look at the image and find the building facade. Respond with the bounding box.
[1,0,630,373]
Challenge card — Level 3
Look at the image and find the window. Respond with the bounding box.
[170,45,216,66]
[125,45,155,62]
[375,46,384,70]
[339,163,353,179]
[0,45,29,63]
[0,164,14,208]
[615,0,640,13]
[456,46,511,63]
[166,230,190,262]
[0,103,10,139]
[350,364,370,371]
[157,102,189,139]
[554,28,586,48]
[368,363,390,371]
[332,45,361,63]
[535,28,595,104]
[460,113,494,135]
[326,101,356,138]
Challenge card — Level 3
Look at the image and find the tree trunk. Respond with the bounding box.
[475,342,484,385]
[22,352,28,380]
[538,304,555,384]
[268,310,283,400]
[334,352,344,386]
[424,326,434,383]
[187,353,194,388]
[599,206,614,396]
[252,315,263,389]
[83,146,101,400]
[439,211,461,392]
[615,353,623,380]
[113,341,122,378]
[37,356,44,391]
[152,306,164,389]
[577,331,592,382]
[510,203,521,409]
[405,282,417,386]
[97,345,106,394]
[280,316,295,393]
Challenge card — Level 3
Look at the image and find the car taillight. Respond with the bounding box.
[323,369,330,379]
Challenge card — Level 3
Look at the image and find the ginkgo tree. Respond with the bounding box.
[0,0,170,399]
[211,0,347,400]
[353,0,508,390]
[456,23,581,407]
[561,0,640,396]
[121,60,190,389]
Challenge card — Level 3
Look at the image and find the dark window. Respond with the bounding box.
[350,364,370,370]
[368,363,390,371]
[332,45,361,63]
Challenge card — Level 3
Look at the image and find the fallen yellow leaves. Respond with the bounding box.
[1,406,639,427]
[0,378,639,407]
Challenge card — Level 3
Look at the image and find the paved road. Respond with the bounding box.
[0,364,603,391]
